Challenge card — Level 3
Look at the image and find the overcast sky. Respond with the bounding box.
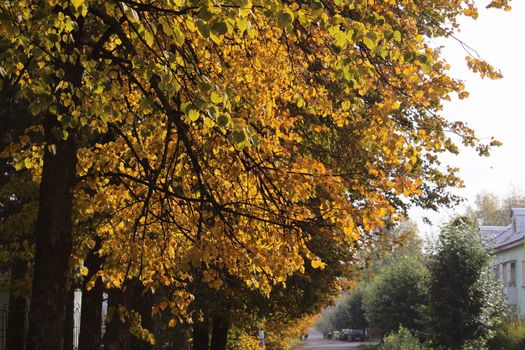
[408,1,525,236]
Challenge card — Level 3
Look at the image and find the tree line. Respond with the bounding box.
[317,219,509,349]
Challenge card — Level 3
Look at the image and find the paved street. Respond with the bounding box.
[294,329,375,350]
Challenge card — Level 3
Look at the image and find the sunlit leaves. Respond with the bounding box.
[0,0,510,336]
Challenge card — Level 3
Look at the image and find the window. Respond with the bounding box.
[522,261,525,287]
[502,263,508,287]
[510,261,516,287]
[501,261,517,287]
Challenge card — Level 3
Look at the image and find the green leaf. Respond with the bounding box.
[311,0,324,10]
[196,20,210,38]
[212,21,228,35]
[173,26,186,46]
[363,31,378,50]
[203,117,215,128]
[144,30,154,47]
[217,114,230,127]
[199,81,212,92]
[334,31,347,48]
[210,91,223,104]
[181,102,191,113]
[417,54,428,64]
[404,51,416,63]
[188,109,200,122]
[393,30,402,42]
[250,134,259,147]
[233,130,247,144]
[277,11,293,29]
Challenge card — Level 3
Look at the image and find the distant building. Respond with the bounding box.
[481,208,525,318]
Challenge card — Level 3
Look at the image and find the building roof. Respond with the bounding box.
[511,208,525,216]
[479,225,508,243]
[492,228,525,251]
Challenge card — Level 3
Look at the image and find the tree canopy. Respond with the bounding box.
[0,0,512,348]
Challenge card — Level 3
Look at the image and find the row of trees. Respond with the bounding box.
[318,219,508,349]
[0,0,511,349]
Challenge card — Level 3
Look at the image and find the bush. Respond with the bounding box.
[363,253,427,335]
[379,327,426,350]
[488,319,525,350]
[227,327,261,350]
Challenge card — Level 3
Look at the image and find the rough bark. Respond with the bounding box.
[78,245,104,350]
[210,317,228,350]
[192,318,209,350]
[5,258,28,350]
[26,119,77,350]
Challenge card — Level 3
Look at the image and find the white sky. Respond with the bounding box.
[408,1,525,237]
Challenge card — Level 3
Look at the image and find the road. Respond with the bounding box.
[294,329,374,350]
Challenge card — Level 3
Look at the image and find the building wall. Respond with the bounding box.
[494,243,525,318]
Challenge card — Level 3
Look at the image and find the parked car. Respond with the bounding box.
[348,329,366,341]
[340,329,351,341]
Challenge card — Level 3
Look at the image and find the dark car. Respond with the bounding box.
[347,329,366,341]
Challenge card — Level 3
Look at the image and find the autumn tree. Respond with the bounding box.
[0,0,512,349]
[466,189,525,226]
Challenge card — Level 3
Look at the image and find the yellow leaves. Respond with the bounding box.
[458,91,470,100]
[0,0,508,334]
[311,259,325,269]
[465,56,503,79]
[210,91,223,104]
[70,0,84,9]
[486,0,512,11]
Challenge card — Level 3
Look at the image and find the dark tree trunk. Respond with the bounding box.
[26,118,77,350]
[170,329,191,350]
[129,280,154,350]
[63,286,75,350]
[210,317,228,350]
[103,280,153,350]
[103,289,131,350]
[192,318,209,350]
[5,258,28,350]
[78,244,104,350]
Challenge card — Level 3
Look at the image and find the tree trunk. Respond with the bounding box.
[5,258,28,350]
[210,317,228,350]
[192,318,209,350]
[26,119,77,350]
[169,328,191,350]
[103,289,131,350]
[128,280,153,350]
[63,286,74,350]
[78,245,104,350]
[103,280,153,350]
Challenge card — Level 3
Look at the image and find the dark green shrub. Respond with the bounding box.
[363,254,427,335]
[426,220,507,348]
